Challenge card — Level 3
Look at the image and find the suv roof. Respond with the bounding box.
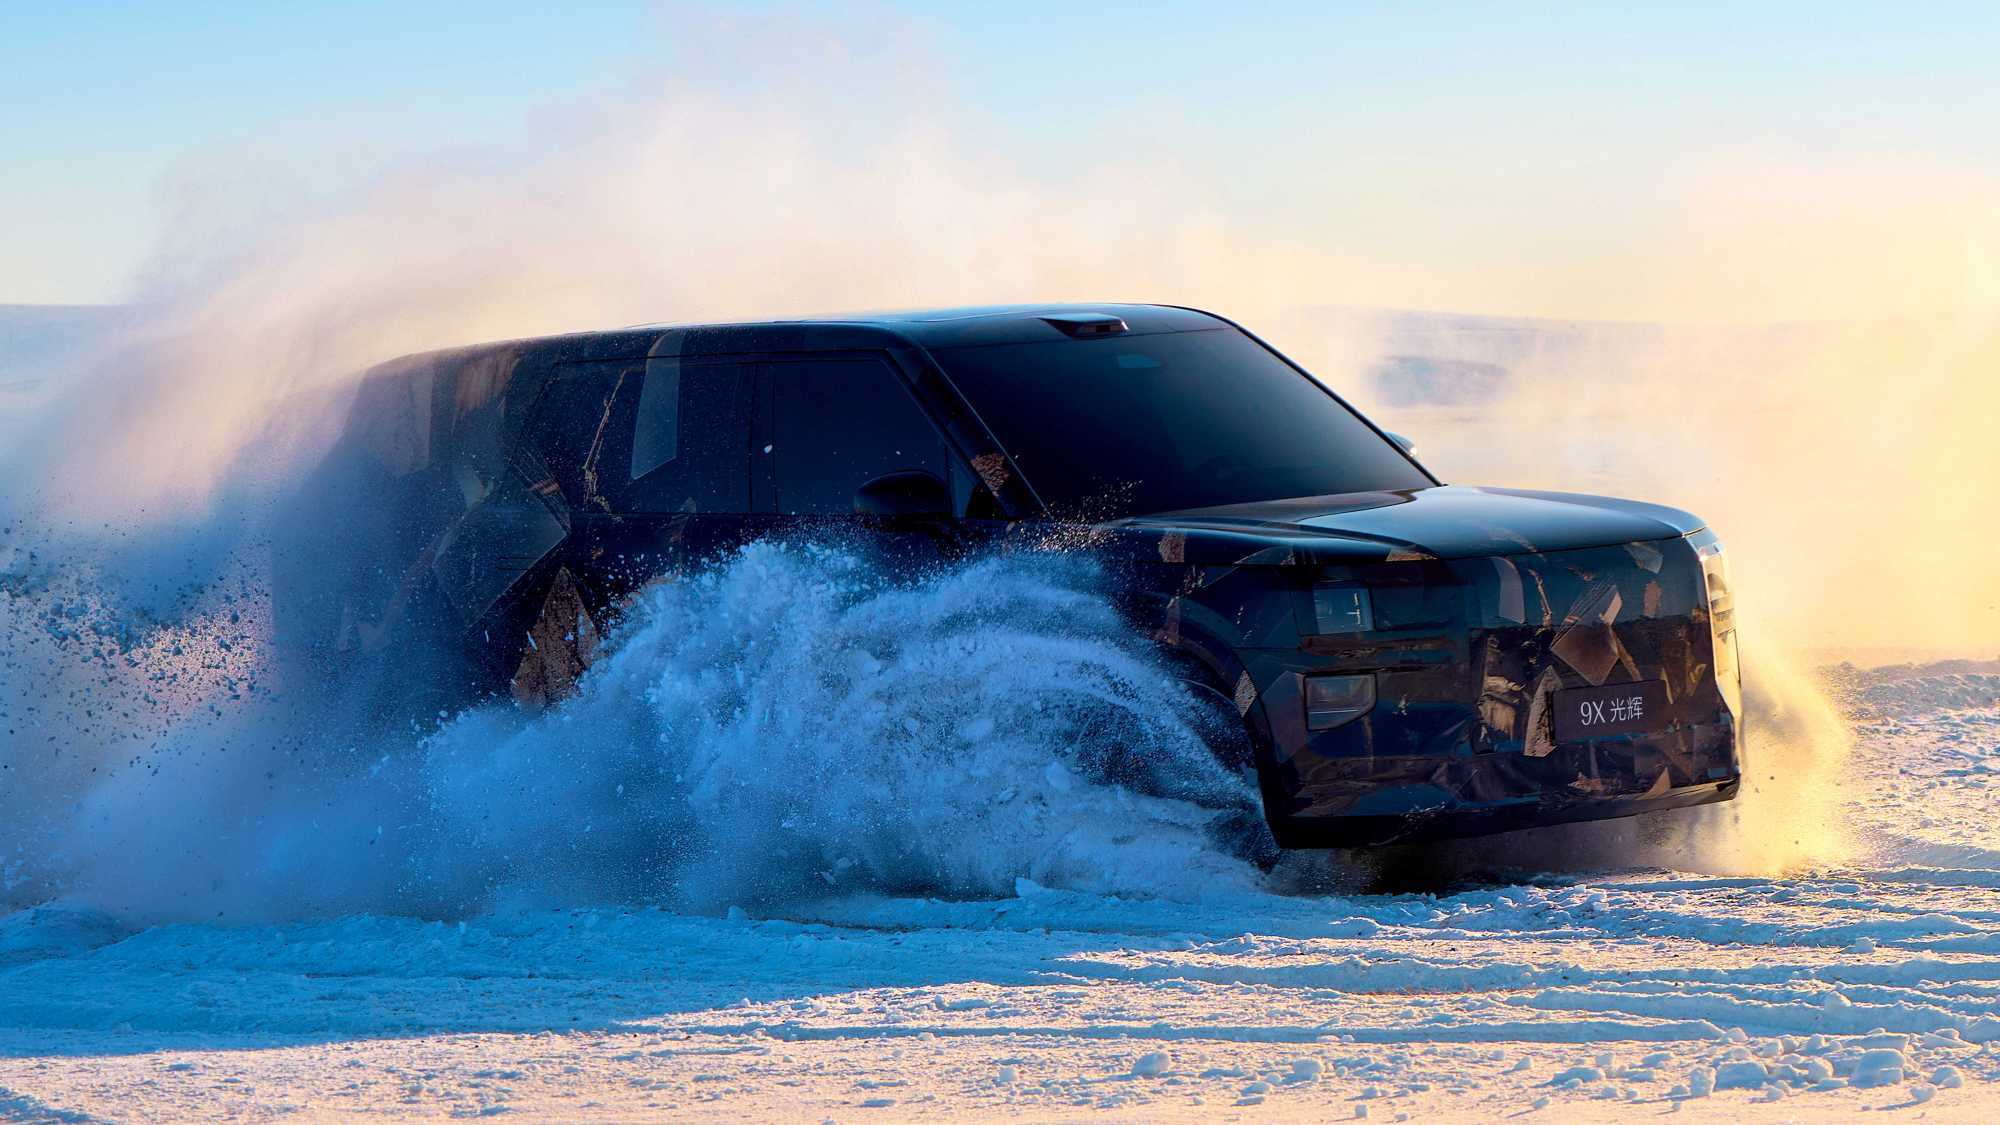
[367,304,1234,378]
[600,302,1225,358]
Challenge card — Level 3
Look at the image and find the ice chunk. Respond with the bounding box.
[1713,1060,1768,1090]
[1850,1048,1905,1088]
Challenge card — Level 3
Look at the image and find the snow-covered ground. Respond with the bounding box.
[2,663,1997,1121]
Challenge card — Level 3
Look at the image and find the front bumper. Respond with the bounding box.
[1264,721,1741,848]
[1274,779,1739,848]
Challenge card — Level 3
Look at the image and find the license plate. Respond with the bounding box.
[1554,680,1667,741]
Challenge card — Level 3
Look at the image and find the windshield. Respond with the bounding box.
[935,328,1432,517]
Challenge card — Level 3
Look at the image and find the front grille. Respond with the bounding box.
[1468,540,1716,757]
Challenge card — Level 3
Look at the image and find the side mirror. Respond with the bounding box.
[1384,431,1416,455]
[853,470,951,517]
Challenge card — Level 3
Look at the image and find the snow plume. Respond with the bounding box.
[0,13,1334,531]
[5,543,1257,924]
[411,545,1255,914]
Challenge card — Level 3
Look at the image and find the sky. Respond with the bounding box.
[5,1,1999,318]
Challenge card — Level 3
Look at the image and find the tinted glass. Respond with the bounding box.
[936,328,1429,516]
[522,362,634,508]
[630,358,681,480]
[771,356,948,515]
[525,360,750,514]
[628,358,751,513]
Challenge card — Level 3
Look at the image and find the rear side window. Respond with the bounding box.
[627,358,751,513]
[769,356,948,515]
[525,359,751,514]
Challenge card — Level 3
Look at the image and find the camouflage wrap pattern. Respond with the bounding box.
[1110,527,1739,846]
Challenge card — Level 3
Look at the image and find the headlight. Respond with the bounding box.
[1695,537,1743,718]
[1305,673,1376,731]
[1312,585,1373,634]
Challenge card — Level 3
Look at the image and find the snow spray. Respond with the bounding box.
[3,533,1259,923]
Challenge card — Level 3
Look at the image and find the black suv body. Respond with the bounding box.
[277,304,1742,847]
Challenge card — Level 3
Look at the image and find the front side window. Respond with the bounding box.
[769,356,948,515]
[935,328,1431,517]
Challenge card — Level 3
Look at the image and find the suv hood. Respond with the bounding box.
[1108,485,1703,565]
